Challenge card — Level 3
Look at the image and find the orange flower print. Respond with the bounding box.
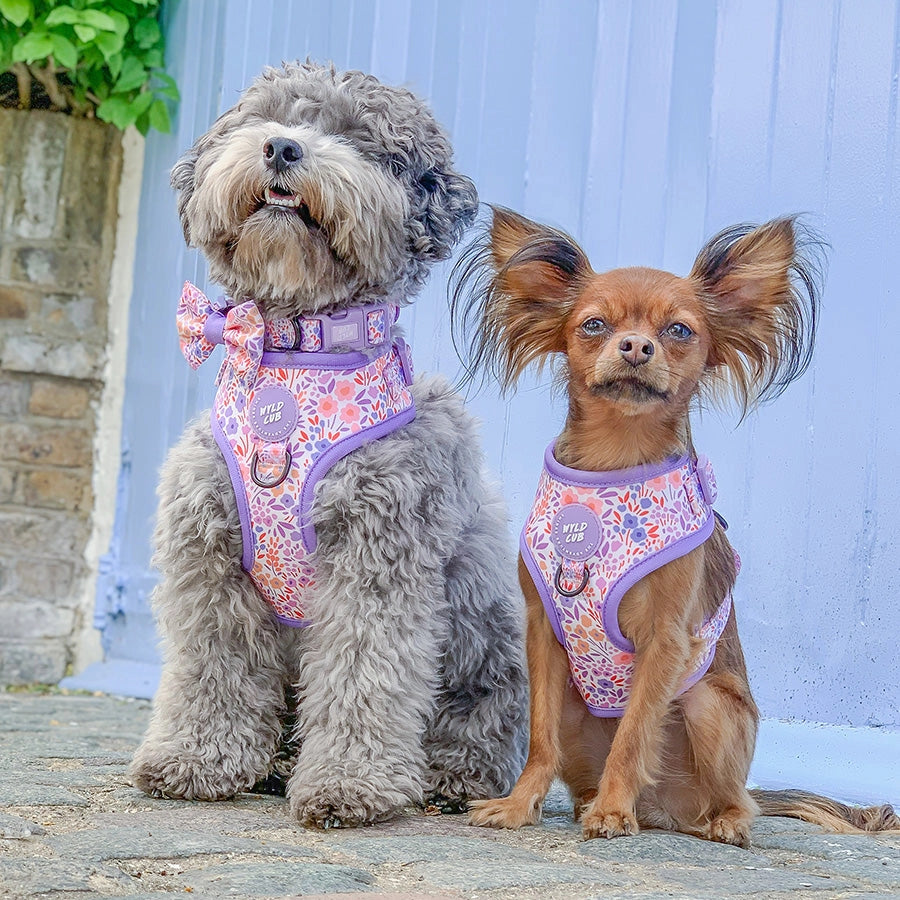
[340,403,361,424]
[335,380,355,400]
[318,395,339,417]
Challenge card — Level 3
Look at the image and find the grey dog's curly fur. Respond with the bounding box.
[130,61,528,827]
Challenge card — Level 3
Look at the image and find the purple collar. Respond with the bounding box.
[203,297,400,353]
[543,440,718,508]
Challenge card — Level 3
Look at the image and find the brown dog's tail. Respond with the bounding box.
[751,789,900,833]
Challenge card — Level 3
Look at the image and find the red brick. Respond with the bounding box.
[23,469,92,513]
[28,379,92,419]
[0,423,92,467]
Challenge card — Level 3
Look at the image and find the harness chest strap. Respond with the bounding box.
[176,282,416,627]
[521,443,734,717]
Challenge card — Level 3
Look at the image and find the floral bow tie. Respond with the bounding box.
[177,281,264,382]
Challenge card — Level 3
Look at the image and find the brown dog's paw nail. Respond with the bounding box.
[581,809,639,840]
[467,795,541,829]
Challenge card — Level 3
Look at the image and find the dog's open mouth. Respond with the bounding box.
[591,377,669,403]
[263,186,320,229]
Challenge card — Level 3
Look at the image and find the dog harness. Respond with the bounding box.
[177,282,415,626]
[520,443,734,716]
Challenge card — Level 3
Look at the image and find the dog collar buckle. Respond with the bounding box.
[318,306,368,352]
[303,303,398,353]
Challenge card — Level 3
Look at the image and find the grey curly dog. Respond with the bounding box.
[130,62,528,828]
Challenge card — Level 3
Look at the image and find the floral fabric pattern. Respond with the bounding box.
[522,451,733,716]
[298,318,323,351]
[177,282,221,369]
[366,309,387,345]
[213,344,415,626]
[263,317,298,350]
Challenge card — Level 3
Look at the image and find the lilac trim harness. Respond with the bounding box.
[520,443,734,717]
[177,283,415,627]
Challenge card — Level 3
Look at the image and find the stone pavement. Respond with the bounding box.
[0,692,897,900]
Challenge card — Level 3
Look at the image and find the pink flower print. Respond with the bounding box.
[335,380,355,401]
[560,489,578,506]
[340,403,361,424]
[668,469,683,487]
[318,395,339,417]
[647,475,668,490]
[612,650,634,666]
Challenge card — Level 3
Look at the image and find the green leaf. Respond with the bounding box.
[132,16,159,48]
[45,6,80,26]
[106,51,122,80]
[130,88,153,117]
[106,9,130,36]
[140,47,162,67]
[73,23,96,41]
[0,0,32,28]
[113,54,146,92]
[78,9,117,31]
[49,33,78,69]
[149,97,170,132]
[94,29,124,59]
[107,0,139,17]
[12,31,53,63]
[96,94,135,129]
[153,70,179,100]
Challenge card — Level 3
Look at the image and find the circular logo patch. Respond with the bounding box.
[248,385,298,442]
[551,503,601,561]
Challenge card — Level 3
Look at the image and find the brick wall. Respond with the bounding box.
[0,109,125,684]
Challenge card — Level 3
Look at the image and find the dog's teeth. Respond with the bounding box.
[264,188,302,208]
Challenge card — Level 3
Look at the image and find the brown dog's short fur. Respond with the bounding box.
[453,207,898,846]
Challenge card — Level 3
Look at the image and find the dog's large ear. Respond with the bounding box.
[408,165,479,262]
[451,206,590,390]
[170,145,199,245]
[690,217,824,413]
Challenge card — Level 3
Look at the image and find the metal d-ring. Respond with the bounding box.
[250,449,292,488]
[554,563,590,597]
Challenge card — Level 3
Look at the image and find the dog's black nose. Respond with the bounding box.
[619,335,654,366]
[263,137,303,173]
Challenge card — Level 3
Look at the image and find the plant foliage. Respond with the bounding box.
[0,0,178,134]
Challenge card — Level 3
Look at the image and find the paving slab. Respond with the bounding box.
[1,691,898,900]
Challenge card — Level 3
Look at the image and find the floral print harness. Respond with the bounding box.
[520,443,734,716]
[176,282,415,626]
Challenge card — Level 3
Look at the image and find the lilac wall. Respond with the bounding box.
[75,1,898,793]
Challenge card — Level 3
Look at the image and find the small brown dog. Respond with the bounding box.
[452,207,898,846]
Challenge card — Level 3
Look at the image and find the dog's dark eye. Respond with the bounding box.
[580,318,607,337]
[665,322,693,340]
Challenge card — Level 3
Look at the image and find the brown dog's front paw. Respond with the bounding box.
[703,813,752,848]
[581,807,639,839]
[468,794,542,829]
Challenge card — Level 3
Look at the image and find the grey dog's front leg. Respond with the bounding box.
[130,417,285,800]
[287,467,446,827]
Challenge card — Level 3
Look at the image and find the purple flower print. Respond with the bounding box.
[622,513,639,529]
[303,437,330,458]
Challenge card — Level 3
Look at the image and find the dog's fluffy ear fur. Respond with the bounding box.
[690,217,824,413]
[408,166,478,263]
[451,206,590,390]
[170,146,198,245]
